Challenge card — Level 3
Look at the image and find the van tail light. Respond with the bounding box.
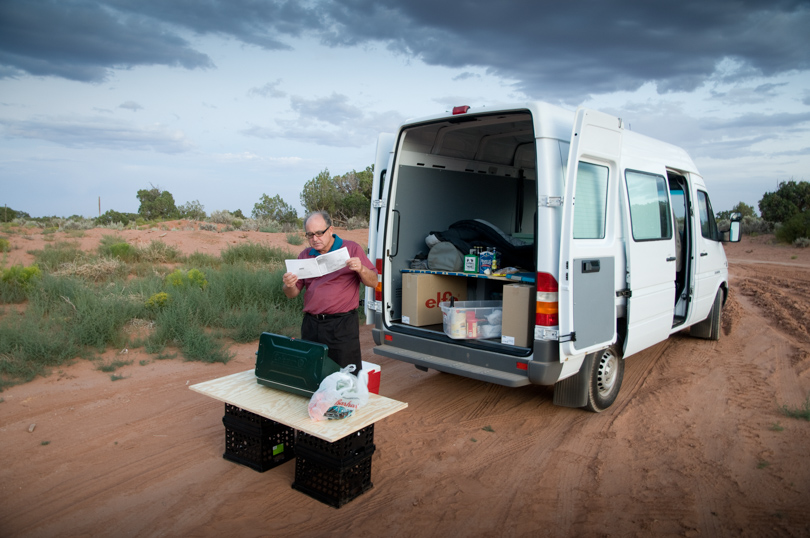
[535,272,559,326]
[374,259,383,302]
[452,105,470,115]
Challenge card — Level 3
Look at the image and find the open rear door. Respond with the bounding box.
[559,108,621,359]
[364,133,396,323]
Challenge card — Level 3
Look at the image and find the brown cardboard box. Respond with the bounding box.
[501,284,535,347]
[401,273,467,326]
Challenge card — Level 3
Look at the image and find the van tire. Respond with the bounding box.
[691,290,722,341]
[585,345,624,413]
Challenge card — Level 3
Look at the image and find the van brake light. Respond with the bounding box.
[452,105,470,115]
[535,272,558,326]
[374,259,383,302]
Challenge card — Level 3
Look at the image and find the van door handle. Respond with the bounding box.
[700,252,708,257]
[666,257,676,262]
[582,260,600,273]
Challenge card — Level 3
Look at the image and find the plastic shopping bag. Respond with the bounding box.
[307,365,370,421]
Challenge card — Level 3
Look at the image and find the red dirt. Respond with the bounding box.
[1,228,809,537]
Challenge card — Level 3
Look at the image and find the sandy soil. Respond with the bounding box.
[1,227,809,537]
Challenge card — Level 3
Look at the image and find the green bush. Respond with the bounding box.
[29,241,85,272]
[0,238,10,252]
[775,211,810,244]
[286,232,304,246]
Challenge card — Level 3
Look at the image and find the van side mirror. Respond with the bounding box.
[722,212,742,243]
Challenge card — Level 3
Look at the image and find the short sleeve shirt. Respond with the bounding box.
[295,235,377,315]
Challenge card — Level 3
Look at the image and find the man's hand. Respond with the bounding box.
[282,271,300,298]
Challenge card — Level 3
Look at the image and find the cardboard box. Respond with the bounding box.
[501,284,535,347]
[401,273,467,326]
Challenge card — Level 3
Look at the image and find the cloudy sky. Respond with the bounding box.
[1,0,809,219]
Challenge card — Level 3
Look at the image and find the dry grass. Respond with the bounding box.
[53,258,125,281]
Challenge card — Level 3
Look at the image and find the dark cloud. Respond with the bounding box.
[1,0,808,101]
[0,116,193,153]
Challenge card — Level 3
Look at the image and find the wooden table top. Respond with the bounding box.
[190,369,408,443]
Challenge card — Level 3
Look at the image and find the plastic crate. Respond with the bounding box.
[440,300,503,339]
[296,424,375,463]
[292,446,375,508]
[222,404,295,472]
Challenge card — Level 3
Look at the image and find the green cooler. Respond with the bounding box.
[254,333,341,397]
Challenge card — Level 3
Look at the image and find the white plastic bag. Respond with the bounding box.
[307,365,370,421]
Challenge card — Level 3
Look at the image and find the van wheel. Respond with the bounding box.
[585,345,624,413]
[691,290,722,341]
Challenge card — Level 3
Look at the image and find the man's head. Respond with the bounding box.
[304,211,335,254]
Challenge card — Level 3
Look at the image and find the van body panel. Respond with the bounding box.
[369,101,731,405]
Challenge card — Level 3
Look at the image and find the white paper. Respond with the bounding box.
[285,247,350,278]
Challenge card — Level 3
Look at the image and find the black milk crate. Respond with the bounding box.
[222,404,295,472]
[296,424,375,463]
[292,445,376,508]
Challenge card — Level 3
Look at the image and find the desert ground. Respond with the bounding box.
[1,225,809,537]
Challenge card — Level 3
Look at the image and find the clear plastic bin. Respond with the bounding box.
[440,300,503,340]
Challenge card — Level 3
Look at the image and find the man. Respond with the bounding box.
[282,211,378,372]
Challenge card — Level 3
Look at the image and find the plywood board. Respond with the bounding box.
[190,369,408,443]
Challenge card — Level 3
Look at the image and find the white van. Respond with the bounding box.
[365,103,741,411]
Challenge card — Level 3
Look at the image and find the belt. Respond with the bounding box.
[306,311,354,320]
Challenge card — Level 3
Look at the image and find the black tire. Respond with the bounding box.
[585,345,624,413]
[691,290,723,341]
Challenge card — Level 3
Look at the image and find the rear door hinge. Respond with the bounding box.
[616,289,632,298]
[539,195,563,207]
[372,199,386,209]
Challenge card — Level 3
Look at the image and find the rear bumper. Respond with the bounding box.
[372,326,563,387]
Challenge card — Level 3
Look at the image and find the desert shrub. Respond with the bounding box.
[286,232,304,246]
[52,258,126,282]
[0,265,42,303]
[97,235,138,262]
[220,242,287,265]
[259,220,282,233]
[145,292,171,309]
[209,210,234,225]
[164,268,208,290]
[138,241,180,263]
[741,216,773,235]
[775,211,810,244]
[232,219,243,229]
[346,216,369,230]
[0,237,9,252]
[184,251,221,269]
[29,241,86,272]
[793,237,810,248]
[199,222,217,232]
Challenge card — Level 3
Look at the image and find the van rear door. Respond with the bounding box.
[559,108,620,359]
[365,133,396,323]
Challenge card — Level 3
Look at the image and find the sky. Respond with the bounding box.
[1,0,809,219]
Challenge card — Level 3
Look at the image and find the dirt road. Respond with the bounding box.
[1,229,808,537]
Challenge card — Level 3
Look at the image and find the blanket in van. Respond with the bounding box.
[430,219,534,270]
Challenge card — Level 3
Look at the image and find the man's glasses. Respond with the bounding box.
[305,227,330,239]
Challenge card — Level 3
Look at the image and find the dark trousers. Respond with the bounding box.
[301,310,362,372]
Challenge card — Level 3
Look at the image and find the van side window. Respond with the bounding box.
[697,190,719,241]
[625,170,672,241]
[573,162,608,239]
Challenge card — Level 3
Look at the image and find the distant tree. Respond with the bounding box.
[0,205,30,222]
[300,165,374,224]
[95,210,138,226]
[252,194,297,224]
[716,201,756,221]
[231,209,246,219]
[775,211,810,244]
[178,200,206,221]
[759,180,810,223]
[137,186,179,220]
